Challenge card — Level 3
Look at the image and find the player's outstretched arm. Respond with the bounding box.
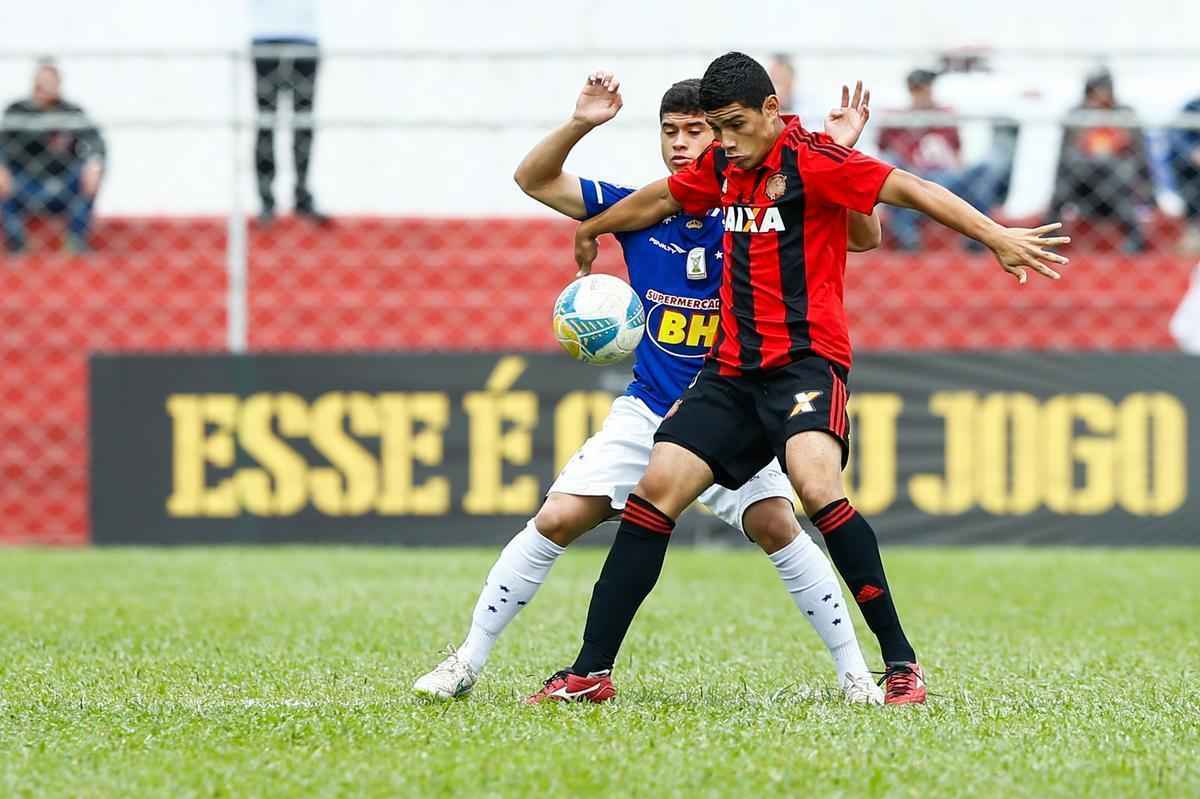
[513,70,623,219]
[878,169,1070,284]
[574,179,681,275]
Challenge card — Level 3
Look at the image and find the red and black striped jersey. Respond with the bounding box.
[666,115,894,374]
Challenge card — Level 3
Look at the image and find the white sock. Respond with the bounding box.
[768,533,871,679]
[457,520,566,673]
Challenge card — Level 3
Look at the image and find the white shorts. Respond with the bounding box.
[548,395,794,534]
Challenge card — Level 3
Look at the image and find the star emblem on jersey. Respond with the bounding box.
[765,172,787,200]
[789,390,823,417]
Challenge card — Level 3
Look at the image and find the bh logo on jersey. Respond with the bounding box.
[724,206,786,234]
[789,390,822,417]
[644,289,720,359]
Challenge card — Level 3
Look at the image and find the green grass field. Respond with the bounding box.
[1,546,1197,798]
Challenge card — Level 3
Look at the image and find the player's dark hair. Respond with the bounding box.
[699,52,776,112]
[659,79,703,120]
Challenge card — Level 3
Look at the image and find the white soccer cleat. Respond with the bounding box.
[841,672,884,705]
[413,648,478,700]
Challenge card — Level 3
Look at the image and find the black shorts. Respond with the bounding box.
[654,356,851,490]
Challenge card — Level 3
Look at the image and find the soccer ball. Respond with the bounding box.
[552,274,646,365]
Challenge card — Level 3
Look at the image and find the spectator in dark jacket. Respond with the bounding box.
[0,58,105,255]
[1050,68,1150,252]
[1169,95,1200,253]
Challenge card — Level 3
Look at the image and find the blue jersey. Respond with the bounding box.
[580,177,724,416]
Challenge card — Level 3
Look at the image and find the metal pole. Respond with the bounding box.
[226,47,248,353]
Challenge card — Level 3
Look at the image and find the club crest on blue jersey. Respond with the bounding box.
[686,247,707,279]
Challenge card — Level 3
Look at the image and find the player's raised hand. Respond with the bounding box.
[824,80,871,148]
[988,223,1071,285]
[573,70,623,128]
[574,228,599,277]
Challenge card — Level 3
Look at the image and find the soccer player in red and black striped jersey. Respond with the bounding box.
[532,52,1069,705]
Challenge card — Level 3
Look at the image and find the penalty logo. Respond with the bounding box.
[789,390,822,417]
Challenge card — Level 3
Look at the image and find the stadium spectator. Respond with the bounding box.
[766,53,828,133]
[251,0,328,224]
[877,68,1005,250]
[0,58,105,255]
[1050,68,1150,252]
[767,54,797,113]
[1168,95,1200,253]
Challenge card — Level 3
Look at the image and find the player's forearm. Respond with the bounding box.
[513,118,593,191]
[578,178,680,238]
[878,169,1004,248]
[847,210,882,252]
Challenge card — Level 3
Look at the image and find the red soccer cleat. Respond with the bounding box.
[881,662,927,705]
[525,669,616,705]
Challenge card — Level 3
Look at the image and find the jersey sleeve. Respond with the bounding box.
[800,132,896,214]
[579,178,636,219]
[666,143,724,216]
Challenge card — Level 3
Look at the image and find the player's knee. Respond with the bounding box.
[632,444,713,518]
[742,499,800,554]
[786,433,846,514]
[631,465,685,516]
[533,500,590,547]
[791,474,845,518]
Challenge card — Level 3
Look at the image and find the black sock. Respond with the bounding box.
[571,494,675,675]
[812,498,916,664]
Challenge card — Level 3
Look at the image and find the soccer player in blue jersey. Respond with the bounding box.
[414,71,884,704]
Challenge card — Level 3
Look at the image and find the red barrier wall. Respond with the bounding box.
[1,216,1193,543]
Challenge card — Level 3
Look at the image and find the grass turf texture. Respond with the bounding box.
[1,547,1197,798]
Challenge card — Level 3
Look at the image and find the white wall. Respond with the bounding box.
[1,0,1197,215]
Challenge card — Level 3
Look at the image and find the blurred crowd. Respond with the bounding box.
[1,0,327,256]
[2,47,1200,257]
[769,54,1200,255]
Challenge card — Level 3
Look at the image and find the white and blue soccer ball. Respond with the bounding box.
[552,274,645,365]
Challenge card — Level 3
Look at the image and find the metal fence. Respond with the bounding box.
[1,47,1199,543]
